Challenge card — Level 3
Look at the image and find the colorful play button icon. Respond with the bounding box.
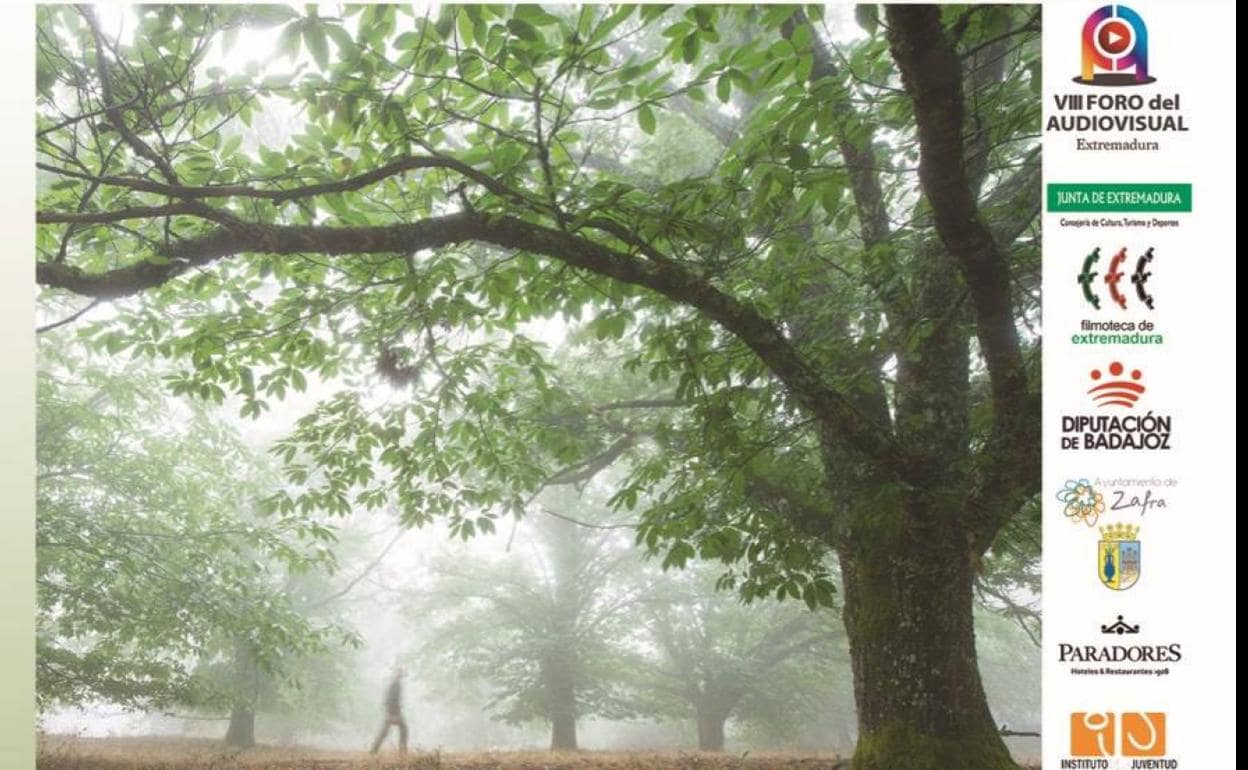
[1097,19,1133,56]
[1076,4,1154,86]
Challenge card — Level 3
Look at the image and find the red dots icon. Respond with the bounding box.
[1087,361,1145,408]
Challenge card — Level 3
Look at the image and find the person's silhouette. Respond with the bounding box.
[369,666,409,754]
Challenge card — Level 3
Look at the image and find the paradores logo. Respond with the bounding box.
[1060,360,1173,450]
[1056,616,1184,678]
[1102,615,1140,635]
[1077,5,1154,86]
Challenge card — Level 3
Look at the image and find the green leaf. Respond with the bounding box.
[681,33,699,65]
[304,22,330,70]
[325,24,356,57]
[278,21,302,60]
[789,22,811,50]
[394,31,423,49]
[514,5,561,28]
[637,103,656,135]
[587,5,634,46]
[456,9,474,46]
[506,17,540,42]
[855,5,880,35]
[247,6,299,27]
[787,145,811,170]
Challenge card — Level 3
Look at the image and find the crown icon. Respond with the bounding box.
[1101,615,1141,635]
[1099,523,1140,541]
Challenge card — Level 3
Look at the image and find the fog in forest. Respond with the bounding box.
[37,332,1041,757]
[36,3,1042,768]
[39,476,1040,757]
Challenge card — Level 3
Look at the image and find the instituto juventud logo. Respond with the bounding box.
[1070,712,1167,758]
[1098,523,1140,591]
[1077,5,1155,86]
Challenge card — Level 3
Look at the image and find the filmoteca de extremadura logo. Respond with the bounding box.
[1072,247,1163,347]
[1077,246,1157,312]
[1060,361,1173,450]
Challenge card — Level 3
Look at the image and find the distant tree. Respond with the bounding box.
[638,566,847,751]
[415,491,641,750]
[194,551,372,748]
[35,340,345,744]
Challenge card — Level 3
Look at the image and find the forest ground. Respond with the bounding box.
[37,736,1041,770]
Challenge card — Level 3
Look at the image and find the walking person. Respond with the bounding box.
[369,666,409,754]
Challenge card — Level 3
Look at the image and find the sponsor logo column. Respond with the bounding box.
[1043,3,1206,768]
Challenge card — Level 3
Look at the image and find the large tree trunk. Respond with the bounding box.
[543,653,578,751]
[839,519,1013,770]
[223,639,259,749]
[695,709,727,752]
[550,712,577,751]
[223,705,256,749]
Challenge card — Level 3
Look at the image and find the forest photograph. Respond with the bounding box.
[34,4,1042,769]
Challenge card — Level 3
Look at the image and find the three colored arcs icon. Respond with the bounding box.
[1077,247,1155,311]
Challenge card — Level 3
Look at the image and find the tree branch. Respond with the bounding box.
[539,507,638,531]
[307,528,406,609]
[783,12,889,247]
[885,7,1039,551]
[37,203,203,225]
[37,209,903,470]
[36,152,537,207]
[594,398,683,411]
[82,7,179,184]
[36,299,101,335]
[544,432,638,487]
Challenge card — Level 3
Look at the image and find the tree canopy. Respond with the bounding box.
[36,5,1041,767]
[36,342,343,712]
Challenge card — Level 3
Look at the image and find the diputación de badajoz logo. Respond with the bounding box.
[1077,5,1156,86]
[1059,360,1173,450]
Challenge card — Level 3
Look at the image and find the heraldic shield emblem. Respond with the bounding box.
[1098,523,1140,590]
